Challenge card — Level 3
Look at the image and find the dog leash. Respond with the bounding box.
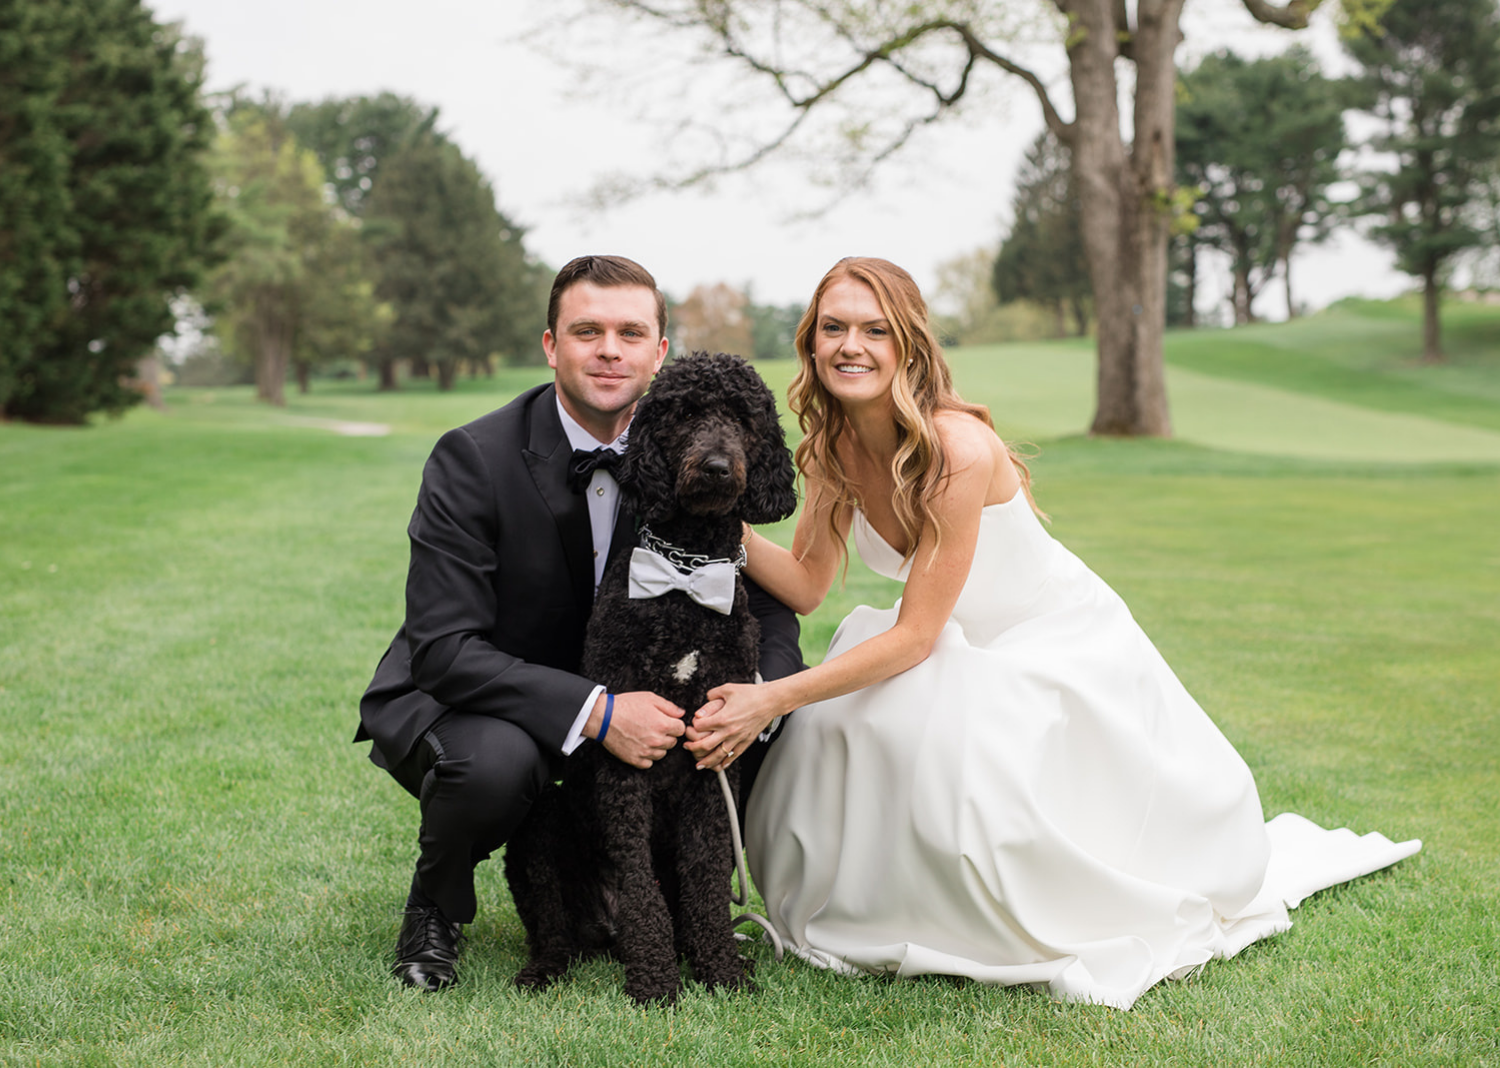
[715,768,785,961]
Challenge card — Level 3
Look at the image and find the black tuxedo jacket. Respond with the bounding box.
[357,383,802,770]
[358,383,634,768]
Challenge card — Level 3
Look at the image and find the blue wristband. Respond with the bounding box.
[597,692,614,744]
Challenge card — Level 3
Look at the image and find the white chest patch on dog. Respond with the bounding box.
[673,650,700,683]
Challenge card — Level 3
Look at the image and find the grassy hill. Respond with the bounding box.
[944,296,1500,461]
[1,299,1496,1066]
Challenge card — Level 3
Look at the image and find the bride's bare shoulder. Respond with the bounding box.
[934,409,1002,467]
[934,409,1022,504]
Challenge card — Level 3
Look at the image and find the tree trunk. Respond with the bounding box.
[253,296,290,407]
[437,359,457,391]
[1071,296,1090,337]
[1283,255,1296,319]
[377,356,398,391]
[1184,238,1198,329]
[294,360,311,394]
[1232,266,1253,325]
[1066,0,1176,437]
[1422,268,1444,363]
[256,336,288,406]
[1051,302,1068,338]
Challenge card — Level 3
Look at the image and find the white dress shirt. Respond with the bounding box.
[556,397,627,754]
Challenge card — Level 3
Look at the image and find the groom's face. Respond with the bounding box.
[544,281,669,441]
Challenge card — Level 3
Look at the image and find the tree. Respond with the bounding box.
[934,247,1001,343]
[1346,0,1500,362]
[928,246,1061,344]
[0,0,71,413]
[1462,159,1500,288]
[289,95,550,382]
[363,131,541,389]
[745,292,803,360]
[992,131,1092,337]
[583,0,1365,436]
[287,93,439,218]
[286,94,438,387]
[206,102,381,405]
[674,282,755,357]
[289,224,388,394]
[1177,47,1348,324]
[1166,230,1204,328]
[0,0,218,423]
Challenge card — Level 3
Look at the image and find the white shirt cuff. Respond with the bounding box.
[562,685,606,755]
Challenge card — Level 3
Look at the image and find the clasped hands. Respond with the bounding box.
[588,682,785,771]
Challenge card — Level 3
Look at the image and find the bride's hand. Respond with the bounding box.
[687,681,785,771]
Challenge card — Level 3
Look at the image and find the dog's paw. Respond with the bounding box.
[514,959,567,992]
[702,975,757,997]
[624,975,680,1007]
[699,958,756,996]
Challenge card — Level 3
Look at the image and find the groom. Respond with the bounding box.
[356,254,803,991]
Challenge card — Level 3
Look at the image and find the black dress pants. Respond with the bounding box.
[386,712,555,923]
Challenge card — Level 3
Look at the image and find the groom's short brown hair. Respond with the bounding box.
[547,255,668,340]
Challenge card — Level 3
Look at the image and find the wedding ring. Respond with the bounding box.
[725,747,735,759]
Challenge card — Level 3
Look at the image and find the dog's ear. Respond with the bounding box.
[616,395,677,525]
[741,374,799,525]
[743,441,798,524]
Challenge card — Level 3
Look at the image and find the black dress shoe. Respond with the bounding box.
[392,904,463,991]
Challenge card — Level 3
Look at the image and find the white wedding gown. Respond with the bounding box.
[745,487,1420,1009]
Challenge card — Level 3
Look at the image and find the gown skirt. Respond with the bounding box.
[744,488,1420,1009]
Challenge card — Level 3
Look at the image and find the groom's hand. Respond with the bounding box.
[587,691,686,769]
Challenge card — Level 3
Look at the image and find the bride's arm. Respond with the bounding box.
[741,473,848,616]
[690,420,997,768]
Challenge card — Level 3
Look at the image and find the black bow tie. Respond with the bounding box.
[567,447,621,493]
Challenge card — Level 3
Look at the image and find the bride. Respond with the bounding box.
[685,257,1420,1009]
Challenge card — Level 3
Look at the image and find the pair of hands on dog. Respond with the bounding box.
[586,684,782,771]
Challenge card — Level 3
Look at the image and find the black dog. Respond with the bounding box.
[504,352,798,1005]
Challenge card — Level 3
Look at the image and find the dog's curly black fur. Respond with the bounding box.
[504,352,797,1005]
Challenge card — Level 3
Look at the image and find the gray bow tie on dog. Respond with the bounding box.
[626,548,737,614]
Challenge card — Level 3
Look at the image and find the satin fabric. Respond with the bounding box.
[746,488,1420,1009]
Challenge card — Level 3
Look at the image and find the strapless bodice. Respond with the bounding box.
[850,487,1083,644]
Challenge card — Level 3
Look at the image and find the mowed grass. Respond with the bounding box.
[2,299,1498,1066]
[954,296,1500,461]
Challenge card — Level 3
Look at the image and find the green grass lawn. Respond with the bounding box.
[2,300,1497,1065]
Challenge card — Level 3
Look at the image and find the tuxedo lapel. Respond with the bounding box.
[522,386,595,616]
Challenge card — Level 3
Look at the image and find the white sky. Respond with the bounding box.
[149,0,1410,319]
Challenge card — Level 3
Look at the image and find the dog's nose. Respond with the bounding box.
[704,457,732,480]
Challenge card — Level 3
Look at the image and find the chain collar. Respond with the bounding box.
[638,525,747,574]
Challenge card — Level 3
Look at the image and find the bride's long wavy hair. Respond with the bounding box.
[788,257,1041,565]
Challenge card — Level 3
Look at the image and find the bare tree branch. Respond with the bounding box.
[598,2,1076,184]
[948,23,1075,140]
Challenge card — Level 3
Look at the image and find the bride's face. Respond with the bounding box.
[812,278,901,407]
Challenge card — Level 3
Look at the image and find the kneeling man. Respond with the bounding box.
[355,254,802,990]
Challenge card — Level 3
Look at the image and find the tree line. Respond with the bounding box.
[0,0,812,424]
[964,0,1500,366]
[7,0,1498,426]
[0,0,552,423]
[588,0,1500,434]
[208,91,550,405]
